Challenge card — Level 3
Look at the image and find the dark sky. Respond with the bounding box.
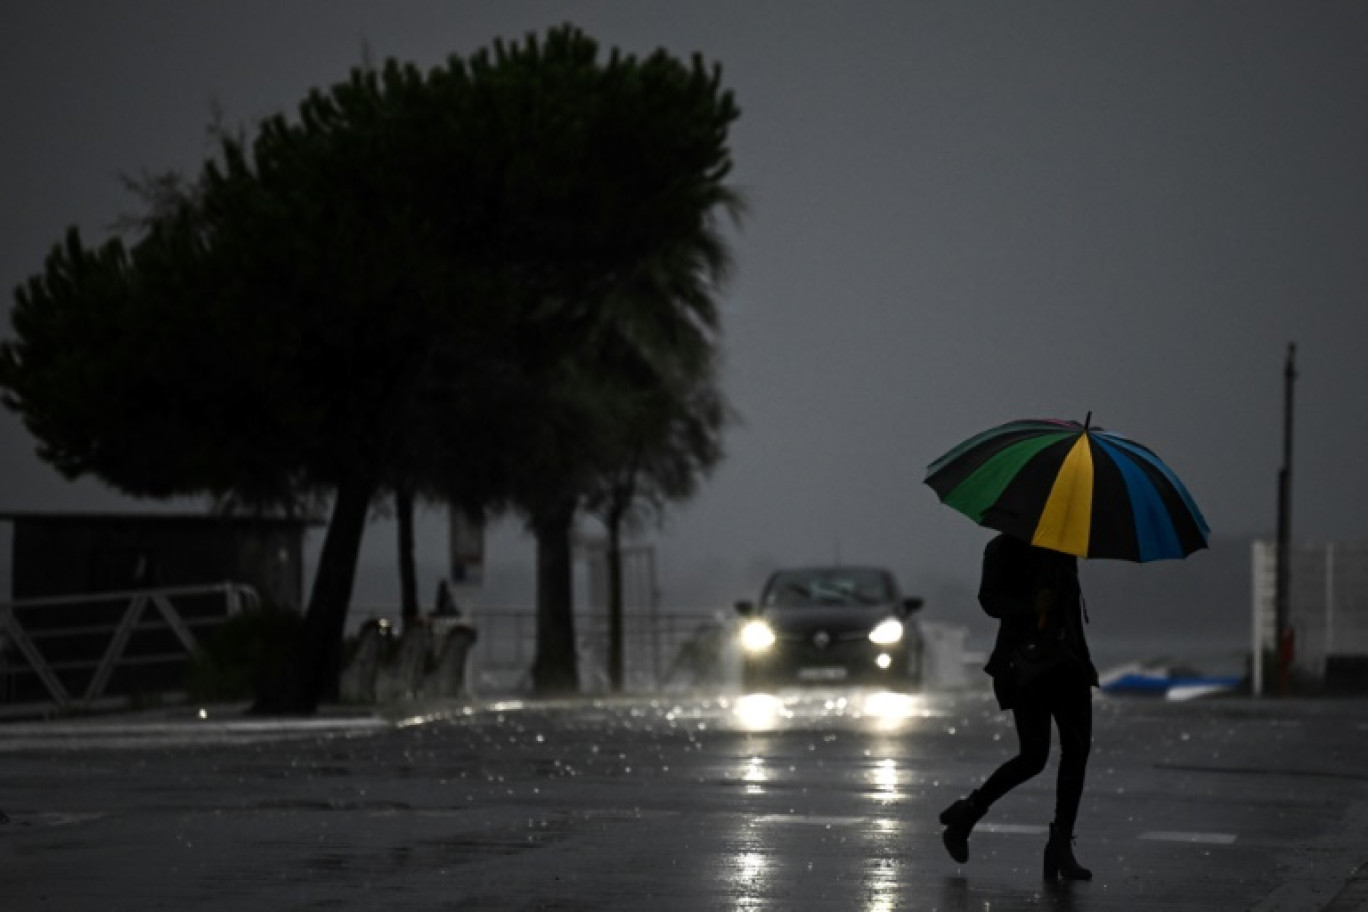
[3,2,1366,631]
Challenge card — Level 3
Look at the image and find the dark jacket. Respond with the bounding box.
[978,533,1098,709]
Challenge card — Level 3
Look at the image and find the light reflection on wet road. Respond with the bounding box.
[2,690,1367,910]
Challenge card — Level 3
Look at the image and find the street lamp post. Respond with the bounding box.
[1274,343,1296,694]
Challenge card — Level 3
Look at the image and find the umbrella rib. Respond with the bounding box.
[925,420,1065,479]
[1098,433,1210,538]
[1032,435,1093,557]
[939,433,1071,522]
[1093,435,1182,561]
[924,418,1208,563]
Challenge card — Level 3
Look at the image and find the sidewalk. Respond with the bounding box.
[3,692,1367,910]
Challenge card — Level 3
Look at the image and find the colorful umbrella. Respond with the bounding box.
[924,415,1209,562]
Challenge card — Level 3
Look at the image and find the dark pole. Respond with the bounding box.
[1274,343,1296,694]
[607,524,624,693]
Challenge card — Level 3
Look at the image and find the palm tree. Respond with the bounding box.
[581,232,739,690]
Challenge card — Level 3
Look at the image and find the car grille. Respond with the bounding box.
[776,628,871,655]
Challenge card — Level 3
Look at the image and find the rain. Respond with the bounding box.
[4,4,1368,908]
[6,691,1368,908]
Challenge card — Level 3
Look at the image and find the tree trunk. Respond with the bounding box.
[606,513,624,693]
[396,485,419,629]
[530,498,580,696]
[252,473,375,714]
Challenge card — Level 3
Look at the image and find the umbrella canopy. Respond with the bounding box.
[925,416,1209,562]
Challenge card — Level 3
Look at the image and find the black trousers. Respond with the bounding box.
[976,672,1093,831]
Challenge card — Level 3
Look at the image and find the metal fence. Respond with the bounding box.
[348,605,735,696]
[1252,540,1368,692]
[477,608,734,694]
[0,583,258,714]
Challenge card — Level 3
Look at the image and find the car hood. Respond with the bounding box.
[759,603,898,635]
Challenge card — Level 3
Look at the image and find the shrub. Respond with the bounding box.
[187,604,302,702]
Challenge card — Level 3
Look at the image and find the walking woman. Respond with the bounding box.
[939,532,1099,881]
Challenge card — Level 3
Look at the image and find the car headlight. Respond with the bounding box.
[740,620,777,652]
[868,618,904,645]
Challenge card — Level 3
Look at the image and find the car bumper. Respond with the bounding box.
[744,643,912,686]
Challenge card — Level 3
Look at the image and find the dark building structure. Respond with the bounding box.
[1,512,316,710]
[3,512,313,608]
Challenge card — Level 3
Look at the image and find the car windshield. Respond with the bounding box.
[762,569,893,607]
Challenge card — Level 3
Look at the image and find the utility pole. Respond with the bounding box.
[1274,343,1297,694]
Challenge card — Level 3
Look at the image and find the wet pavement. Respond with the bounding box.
[2,690,1367,911]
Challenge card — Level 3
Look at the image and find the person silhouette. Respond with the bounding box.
[434,579,462,617]
[939,532,1099,882]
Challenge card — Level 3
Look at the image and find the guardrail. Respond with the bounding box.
[471,609,734,694]
[0,583,258,713]
[348,606,732,695]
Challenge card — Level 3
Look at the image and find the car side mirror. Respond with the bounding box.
[734,600,756,617]
[903,597,924,613]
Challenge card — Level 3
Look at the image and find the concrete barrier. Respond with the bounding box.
[339,620,388,704]
[341,618,479,705]
[921,622,970,691]
[426,622,478,699]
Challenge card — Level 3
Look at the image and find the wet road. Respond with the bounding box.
[2,691,1367,911]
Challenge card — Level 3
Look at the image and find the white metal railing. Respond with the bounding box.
[0,583,258,713]
[347,605,730,695]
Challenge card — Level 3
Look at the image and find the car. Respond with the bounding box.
[734,565,923,691]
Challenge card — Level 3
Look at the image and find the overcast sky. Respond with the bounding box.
[3,2,1366,634]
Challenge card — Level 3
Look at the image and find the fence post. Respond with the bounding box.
[151,592,200,654]
[83,594,149,707]
[3,583,258,714]
[1324,543,1336,681]
[0,604,72,710]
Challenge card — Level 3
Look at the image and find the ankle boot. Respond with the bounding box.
[1043,822,1092,881]
[938,791,985,863]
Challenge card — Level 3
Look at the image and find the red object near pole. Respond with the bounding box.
[1277,627,1296,694]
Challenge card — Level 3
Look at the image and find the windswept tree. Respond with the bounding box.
[370,29,743,696]
[3,60,500,712]
[584,351,730,692]
[1,25,742,708]
[578,236,737,691]
[447,30,742,694]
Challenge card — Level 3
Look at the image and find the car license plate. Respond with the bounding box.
[797,667,848,682]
